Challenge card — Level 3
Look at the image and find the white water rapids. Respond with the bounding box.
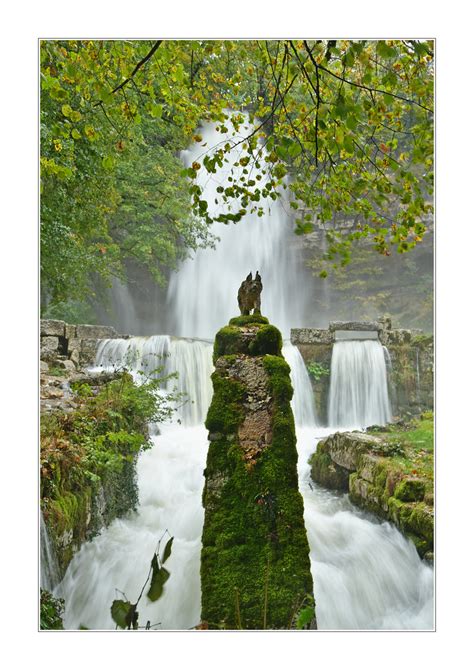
[52,119,433,629]
[56,339,433,630]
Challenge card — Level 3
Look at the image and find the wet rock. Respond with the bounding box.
[310,430,434,558]
[80,339,100,365]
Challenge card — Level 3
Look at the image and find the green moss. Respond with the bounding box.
[201,328,314,629]
[213,326,244,362]
[248,325,282,357]
[263,355,292,402]
[394,478,425,502]
[205,372,245,435]
[406,534,431,557]
[387,496,404,524]
[310,448,349,491]
[407,503,433,543]
[229,315,269,327]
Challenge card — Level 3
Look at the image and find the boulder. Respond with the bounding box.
[319,431,383,472]
[58,359,77,373]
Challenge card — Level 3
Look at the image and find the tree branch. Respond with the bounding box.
[304,41,433,113]
[111,40,162,95]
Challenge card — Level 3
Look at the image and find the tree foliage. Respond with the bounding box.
[40,39,433,313]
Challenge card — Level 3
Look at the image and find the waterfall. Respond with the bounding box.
[55,119,432,630]
[40,512,62,593]
[328,339,392,429]
[167,118,311,339]
[59,339,213,630]
[287,351,433,630]
[94,335,213,427]
[282,342,318,427]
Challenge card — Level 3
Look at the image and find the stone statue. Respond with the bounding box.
[238,271,263,315]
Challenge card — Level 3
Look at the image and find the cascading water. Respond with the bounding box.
[40,511,62,593]
[328,339,392,429]
[167,119,311,339]
[282,342,318,427]
[55,119,432,630]
[58,338,213,630]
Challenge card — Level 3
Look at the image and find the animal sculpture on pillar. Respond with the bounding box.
[237,271,263,315]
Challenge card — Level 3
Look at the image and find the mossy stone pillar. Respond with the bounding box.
[201,315,316,629]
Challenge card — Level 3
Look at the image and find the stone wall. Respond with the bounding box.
[40,319,121,367]
[291,318,433,422]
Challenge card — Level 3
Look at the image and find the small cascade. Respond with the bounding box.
[95,335,171,381]
[40,512,62,593]
[328,339,392,429]
[282,342,318,427]
[166,339,214,425]
[94,336,213,426]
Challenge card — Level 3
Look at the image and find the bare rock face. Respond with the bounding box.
[201,315,316,630]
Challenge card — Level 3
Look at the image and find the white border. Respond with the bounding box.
[2,1,471,667]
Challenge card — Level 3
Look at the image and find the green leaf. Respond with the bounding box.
[111,600,134,629]
[71,128,81,140]
[346,116,358,131]
[150,103,163,119]
[102,155,115,170]
[296,604,315,629]
[61,104,73,118]
[288,140,302,159]
[147,555,170,602]
[161,536,174,564]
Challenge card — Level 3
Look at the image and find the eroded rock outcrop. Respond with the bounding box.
[201,315,316,629]
[310,430,434,558]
